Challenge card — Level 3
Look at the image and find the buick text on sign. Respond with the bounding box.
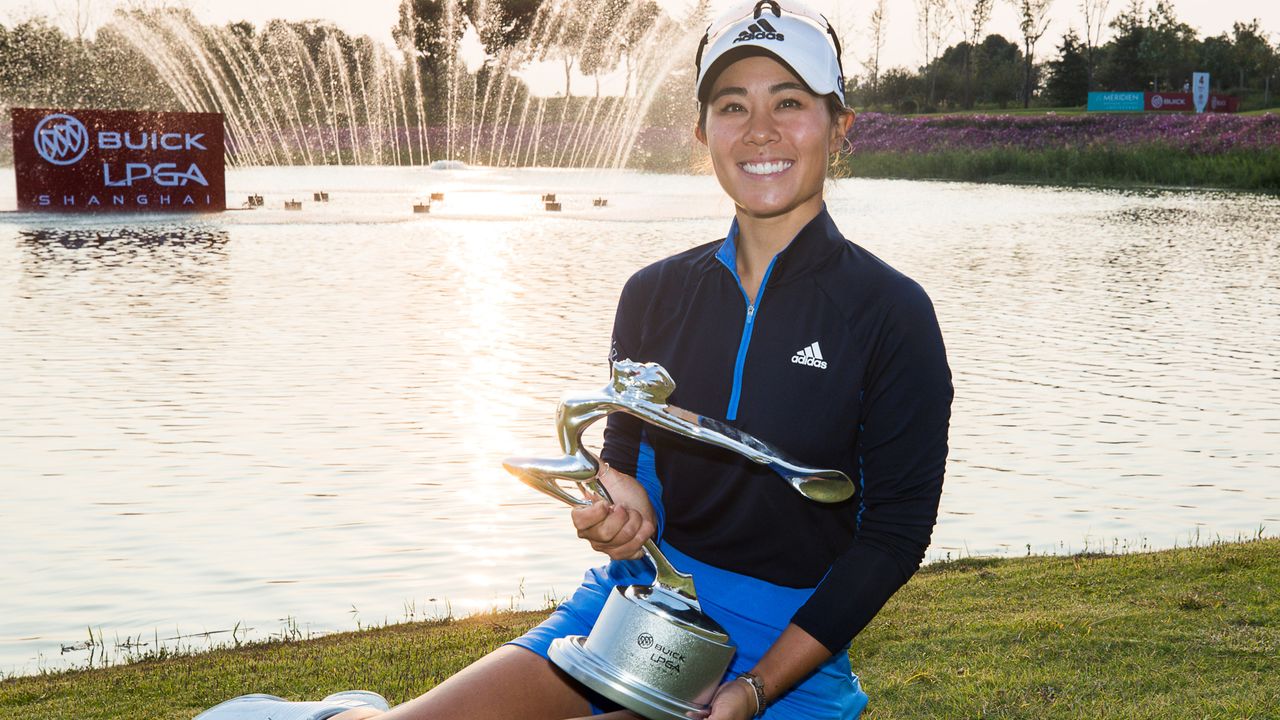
[10,108,226,212]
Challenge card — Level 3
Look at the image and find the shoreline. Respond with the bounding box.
[4,537,1276,718]
[840,147,1280,194]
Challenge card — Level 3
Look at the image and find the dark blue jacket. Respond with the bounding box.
[602,208,952,653]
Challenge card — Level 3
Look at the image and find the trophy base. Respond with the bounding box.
[549,636,710,720]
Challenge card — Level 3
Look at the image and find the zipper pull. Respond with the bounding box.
[747,304,755,318]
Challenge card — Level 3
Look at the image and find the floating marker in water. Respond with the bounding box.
[593,198,608,207]
[545,201,562,212]
[285,200,302,210]
[413,202,431,214]
[541,193,556,202]
[430,192,444,202]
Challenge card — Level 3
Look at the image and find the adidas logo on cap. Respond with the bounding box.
[791,341,827,369]
[734,18,785,44]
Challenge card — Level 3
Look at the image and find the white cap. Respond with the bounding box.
[695,0,846,107]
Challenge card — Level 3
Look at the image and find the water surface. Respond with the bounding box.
[1,167,1277,676]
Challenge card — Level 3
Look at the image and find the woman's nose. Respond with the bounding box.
[744,113,779,146]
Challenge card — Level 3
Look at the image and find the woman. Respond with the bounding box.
[204,2,950,719]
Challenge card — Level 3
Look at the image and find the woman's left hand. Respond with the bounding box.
[687,678,758,720]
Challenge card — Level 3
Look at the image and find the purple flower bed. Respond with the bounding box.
[850,112,1280,155]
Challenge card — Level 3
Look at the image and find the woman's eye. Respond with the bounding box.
[718,102,745,113]
[778,98,802,109]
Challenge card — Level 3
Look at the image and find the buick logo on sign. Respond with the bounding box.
[34,113,90,165]
[636,633,655,649]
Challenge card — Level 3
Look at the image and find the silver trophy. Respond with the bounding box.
[504,360,854,720]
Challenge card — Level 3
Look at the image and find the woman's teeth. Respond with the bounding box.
[741,160,793,175]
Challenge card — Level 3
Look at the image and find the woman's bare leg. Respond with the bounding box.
[329,645,640,720]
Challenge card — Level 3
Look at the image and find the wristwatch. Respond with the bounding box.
[737,671,767,718]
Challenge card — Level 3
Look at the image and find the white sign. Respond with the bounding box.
[1193,72,1210,114]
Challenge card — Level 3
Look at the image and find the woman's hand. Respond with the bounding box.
[687,678,758,720]
[569,464,656,561]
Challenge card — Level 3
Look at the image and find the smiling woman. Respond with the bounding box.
[695,55,853,293]
[194,3,951,720]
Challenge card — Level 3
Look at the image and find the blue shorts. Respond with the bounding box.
[508,541,869,719]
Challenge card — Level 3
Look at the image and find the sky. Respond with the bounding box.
[4,0,1278,96]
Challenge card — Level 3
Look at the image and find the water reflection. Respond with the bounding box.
[16,224,232,311]
[19,224,229,268]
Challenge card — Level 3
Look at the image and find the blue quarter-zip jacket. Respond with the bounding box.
[601,208,952,653]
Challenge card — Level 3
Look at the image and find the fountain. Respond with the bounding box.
[20,0,709,170]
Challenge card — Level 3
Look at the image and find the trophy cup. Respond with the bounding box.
[504,360,854,720]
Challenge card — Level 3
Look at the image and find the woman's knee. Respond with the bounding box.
[360,645,594,719]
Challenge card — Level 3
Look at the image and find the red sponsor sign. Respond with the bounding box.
[11,107,225,212]
[1144,92,1238,113]
[1208,94,1240,113]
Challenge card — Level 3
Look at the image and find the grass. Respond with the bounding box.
[842,146,1280,192]
[2,538,1277,719]
[877,106,1280,118]
[851,537,1279,718]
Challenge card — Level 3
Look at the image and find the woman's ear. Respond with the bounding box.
[829,111,855,152]
[694,123,708,146]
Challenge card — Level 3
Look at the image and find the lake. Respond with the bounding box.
[1,166,1277,676]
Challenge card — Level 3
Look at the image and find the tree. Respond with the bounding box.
[1196,20,1279,101]
[862,0,889,104]
[915,0,954,108]
[542,0,600,98]
[1045,29,1090,105]
[1099,0,1146,90]
[618,0,660,98]
[0,17,88,107]
[1199,33,1234,91]
[1230,19,1272,92]
[930,41,971,106]
[52,0,97,44]
[1079,0,1111,90]
[393,0,468,86]
[1140,0,1196,91]
[878,66,926,112]
[578,0,649,98]
[1008,0,1053,107]
[974,33,1025,106]
[686,0,712,28]
[89,20,176,110]
[468,0,541,57]
[1262,32,1279,105]
[952,0,993,108]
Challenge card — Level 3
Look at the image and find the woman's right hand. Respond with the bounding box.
[570,464,656,561]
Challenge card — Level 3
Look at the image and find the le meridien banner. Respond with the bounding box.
[11,108,225,212]
[1087,91,1145,112]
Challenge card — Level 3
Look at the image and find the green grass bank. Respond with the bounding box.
[3,538,1277,719]
[842,147,1280,192]
[841,110,1280,192]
